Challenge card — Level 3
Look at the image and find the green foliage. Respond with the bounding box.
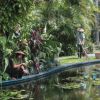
[0,37,13,74]
[41,33,61,60]
[0,0,33,34]
[34,0,97,55]
[0,0,98,79]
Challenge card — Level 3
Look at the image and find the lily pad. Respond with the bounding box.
[92,79,100,86]
[54,83,80,90]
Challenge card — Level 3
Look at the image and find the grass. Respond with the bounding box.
[58,55,96,65]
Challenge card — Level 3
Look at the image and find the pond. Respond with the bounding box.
[0,64,100,100]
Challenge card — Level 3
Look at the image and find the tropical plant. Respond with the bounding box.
[0,0,99,79]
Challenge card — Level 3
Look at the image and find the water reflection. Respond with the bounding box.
[32,81,44,100]
[27,79,100,100]
[0,65,100,100]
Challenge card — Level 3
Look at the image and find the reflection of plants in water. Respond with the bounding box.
[0,84,31,100]
[0,90,11,100]
[80,65,100,100]
[1,64,100,100]
[0,90,26,99]
[53,65,100,100]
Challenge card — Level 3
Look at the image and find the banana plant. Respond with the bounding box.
[0,36,18,80]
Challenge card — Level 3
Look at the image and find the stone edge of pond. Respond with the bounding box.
[1,60,100,87]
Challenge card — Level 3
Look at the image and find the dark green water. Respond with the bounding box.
[0,65,100,100]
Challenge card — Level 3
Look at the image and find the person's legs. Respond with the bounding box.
[77,44,80,58]
[78,44,82,58]
[80,45,83,58]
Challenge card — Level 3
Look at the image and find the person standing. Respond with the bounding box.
[76,28,86,58]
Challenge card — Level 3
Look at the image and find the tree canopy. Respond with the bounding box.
[0,0,99,76]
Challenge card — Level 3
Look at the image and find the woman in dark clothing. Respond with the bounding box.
[6,51,29,79]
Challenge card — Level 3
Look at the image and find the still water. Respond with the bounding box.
[0,65,100,100]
